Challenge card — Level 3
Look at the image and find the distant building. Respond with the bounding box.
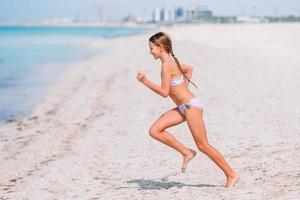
[175,7,186,22]
[153,6,176,23]
[153,5,213,23]
[185,6,213,21]
[175,7,184,18]
[123,15,138,23]
[153,8,161,23]
[236,16,269,23]
[162,7,176,23]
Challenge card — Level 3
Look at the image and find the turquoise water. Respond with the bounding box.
[0,26,150,122]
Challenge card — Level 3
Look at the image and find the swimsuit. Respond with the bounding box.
[170,75,184,86]
[177,96,204,116]
[170,75,204,115]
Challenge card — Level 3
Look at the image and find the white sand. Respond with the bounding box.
[0,23,299,199]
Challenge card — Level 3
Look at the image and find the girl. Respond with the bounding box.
[136,32,240,189]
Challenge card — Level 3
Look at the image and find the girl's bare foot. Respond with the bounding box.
[225,172,240,189]
[182,149,197,173]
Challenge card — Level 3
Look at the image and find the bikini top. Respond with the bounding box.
[170,74,184,86]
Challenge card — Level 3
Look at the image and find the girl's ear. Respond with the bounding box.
[158,44,164,52]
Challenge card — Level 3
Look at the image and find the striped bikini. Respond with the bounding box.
[170,75,204,115]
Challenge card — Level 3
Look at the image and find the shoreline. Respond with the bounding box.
[0,29,178,193]
[0,27,154,124]
[0,23,299,199]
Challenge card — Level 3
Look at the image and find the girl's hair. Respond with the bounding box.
[149,32,198,89]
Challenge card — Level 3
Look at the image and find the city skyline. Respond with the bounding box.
[0,0,299,22]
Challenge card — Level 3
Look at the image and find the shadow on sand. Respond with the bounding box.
[123,173,220,190]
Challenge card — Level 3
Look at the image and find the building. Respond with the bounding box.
[162,7,176,23]
[185,6,213,22]
[153,8,161,23]
[236,16,269,23]
[153,6,176,23]
[153,5,213,23]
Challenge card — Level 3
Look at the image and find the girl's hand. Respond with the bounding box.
[136,70,146,83]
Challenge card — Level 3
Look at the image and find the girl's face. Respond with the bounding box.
[149,41,162,59]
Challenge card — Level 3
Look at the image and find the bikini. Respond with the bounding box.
[170,75,204,115]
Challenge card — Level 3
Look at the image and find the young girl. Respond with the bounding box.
[136,32,240,189]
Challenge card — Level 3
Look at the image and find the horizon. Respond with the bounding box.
[0,0,299,22]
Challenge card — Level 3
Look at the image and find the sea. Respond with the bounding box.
[0,25,151,123]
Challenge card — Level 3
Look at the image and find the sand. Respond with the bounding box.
[0,23,299,199]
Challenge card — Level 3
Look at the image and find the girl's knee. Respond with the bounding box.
[196,142,210,152]
[149,127,161,138]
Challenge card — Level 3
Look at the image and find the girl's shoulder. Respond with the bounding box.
[180,63,193,69]
[177,63,193,73]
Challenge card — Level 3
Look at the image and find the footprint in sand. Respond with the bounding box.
[30,116,38,120]
[46,109,57,115]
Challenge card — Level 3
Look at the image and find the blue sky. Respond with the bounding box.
[0,0,299,21]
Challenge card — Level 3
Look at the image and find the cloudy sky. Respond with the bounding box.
[0,0,299,21]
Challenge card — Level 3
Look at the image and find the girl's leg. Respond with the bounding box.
[149,108,196,172]
[184,107,240,188]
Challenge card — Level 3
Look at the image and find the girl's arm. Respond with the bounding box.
[139,63,172,98]
[182,65,193,87]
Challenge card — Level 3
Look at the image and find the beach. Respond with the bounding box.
[0,23,299,199]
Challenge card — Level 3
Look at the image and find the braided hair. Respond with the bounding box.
[149,32,198,89]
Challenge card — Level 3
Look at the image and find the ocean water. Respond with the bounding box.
[0,26,150,123]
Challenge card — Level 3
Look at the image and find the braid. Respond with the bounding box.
[170,50,198,89]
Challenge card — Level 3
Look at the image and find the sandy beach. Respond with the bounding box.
[0,23,299,199]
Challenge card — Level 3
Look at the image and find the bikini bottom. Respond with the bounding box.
[178,96,204,116]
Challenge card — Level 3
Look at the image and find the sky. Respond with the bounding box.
[0,0,299,22]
